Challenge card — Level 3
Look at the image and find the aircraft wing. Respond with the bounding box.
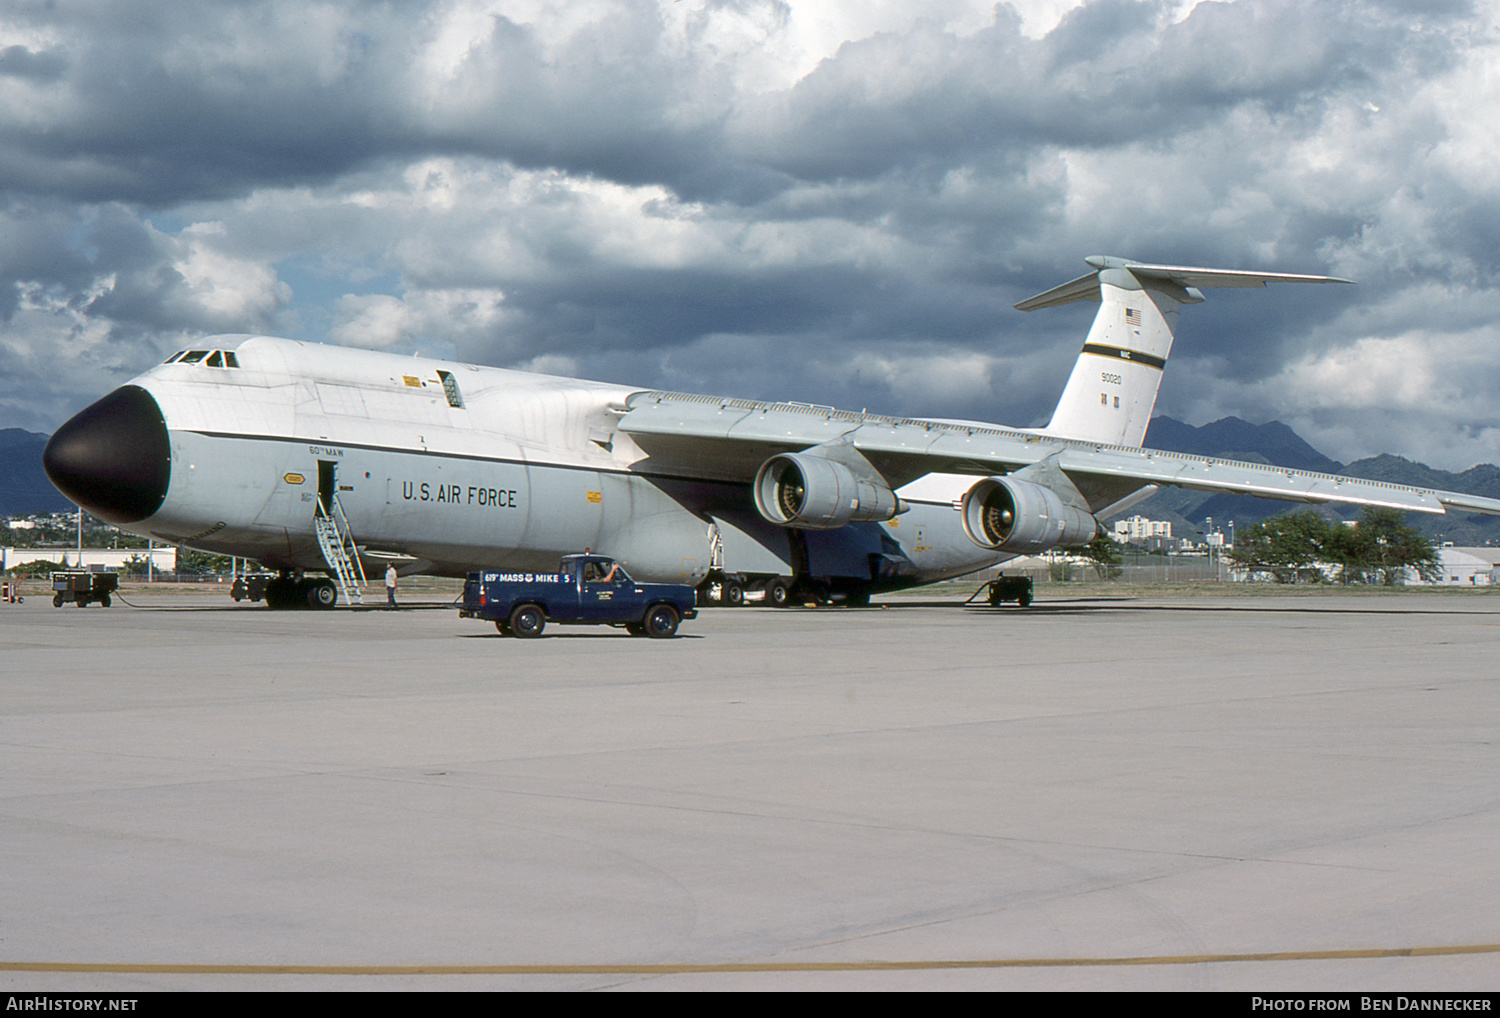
[619,391,1500,517]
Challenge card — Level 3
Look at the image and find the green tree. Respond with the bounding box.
[1322,522,1367,584]
[1068,533,1123,579]
[1341,507,1440,586]
[1227,510,1333,583]
[5,559,61,576]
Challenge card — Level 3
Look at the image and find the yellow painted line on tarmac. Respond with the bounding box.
[5,943,1500,975]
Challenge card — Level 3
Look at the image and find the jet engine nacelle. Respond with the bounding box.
[960,475,1099,554]
[754,453,903,530]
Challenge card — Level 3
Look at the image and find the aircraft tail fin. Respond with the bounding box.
[1025,256,1352,448]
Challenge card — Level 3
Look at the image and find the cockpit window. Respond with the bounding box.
[171,349,240,367]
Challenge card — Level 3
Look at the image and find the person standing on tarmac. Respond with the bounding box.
[385,563,398,609]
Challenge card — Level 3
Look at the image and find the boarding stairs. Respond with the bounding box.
[315,494,367,605]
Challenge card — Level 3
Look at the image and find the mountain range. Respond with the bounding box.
[5,419,1500,543]
[0,429,72,515]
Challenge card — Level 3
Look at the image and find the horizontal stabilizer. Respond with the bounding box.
[1016,256,1353,310]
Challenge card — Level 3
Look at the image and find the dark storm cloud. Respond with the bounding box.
[470,258,1012,361]
[0,0,729,206]
[0,2,407,205]
[5,0,1500,468]
[0,200,173,321]
[0,0,1437,207]
[0,44,68,81]
[414,5,732,191]
[0,196,285,337]
[732,0,1425,186]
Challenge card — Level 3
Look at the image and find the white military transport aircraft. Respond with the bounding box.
[43,256,1500,608]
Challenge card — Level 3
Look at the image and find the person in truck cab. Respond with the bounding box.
[585,560,624,584]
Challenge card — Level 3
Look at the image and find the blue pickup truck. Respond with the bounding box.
[460,554,698,638]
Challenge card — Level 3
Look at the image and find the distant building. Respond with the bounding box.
[1,546,178,572]
[1112,516,1174,542]
[1411,547,1500,586]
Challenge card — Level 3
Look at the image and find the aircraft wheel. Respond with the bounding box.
[307,580,337,609]
[765,577,792,607]
[644,604,680,638]
[263,578,294,609]
[509,604,546,639]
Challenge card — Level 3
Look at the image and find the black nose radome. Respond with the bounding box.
[44,385,171,524]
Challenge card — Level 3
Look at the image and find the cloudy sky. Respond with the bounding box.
[3,0,1499,469]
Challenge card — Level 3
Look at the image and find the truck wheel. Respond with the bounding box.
[101,594,111,608]
[644,604,680,638]
[53,594,64,608]
[722,581,743,607]
[509,604,546,639]
[765,577,792,607]
[494,620,511,636]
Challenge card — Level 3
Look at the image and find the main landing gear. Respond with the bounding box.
[262,573,339,610]
[695,572,872,608]
[697,574,745,607]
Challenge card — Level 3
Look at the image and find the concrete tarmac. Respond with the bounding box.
[3,588,1500,991]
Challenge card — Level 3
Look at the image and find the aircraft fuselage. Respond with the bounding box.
[45,335,1006,592]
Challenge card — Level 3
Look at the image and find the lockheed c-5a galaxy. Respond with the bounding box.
[43,256,1500,609]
